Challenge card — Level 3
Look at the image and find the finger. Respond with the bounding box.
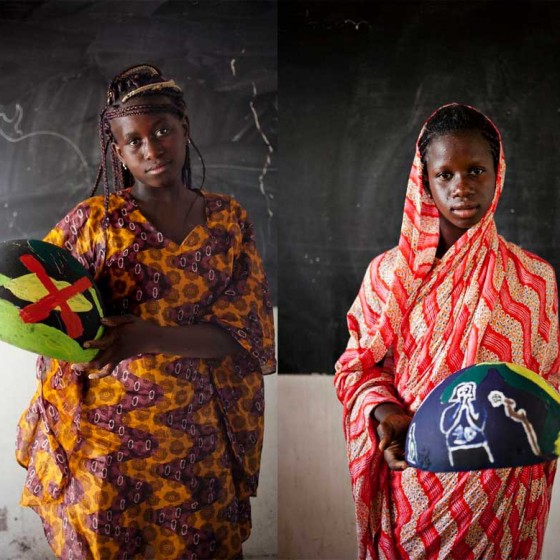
[83,338,112,350]
[101,315,135,327]
[383,443,408,470]
[88,363,115,380]
[86,350,113,370]
[378,434,391,452]
[377,422,392,452]
[71,363,88,373]
[387,457,409,471]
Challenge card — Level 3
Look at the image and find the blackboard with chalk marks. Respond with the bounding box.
[0,0,277,301]
[278,1,560,373]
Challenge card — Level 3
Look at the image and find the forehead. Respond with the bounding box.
[425,130,493,164]
[109,104,181,138]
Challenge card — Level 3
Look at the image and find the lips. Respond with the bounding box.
[146,161,171,174]
[451,205,479,219]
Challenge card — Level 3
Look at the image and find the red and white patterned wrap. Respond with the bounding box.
[335,105,560,559]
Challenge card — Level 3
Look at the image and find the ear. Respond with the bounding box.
[112,142,125,165]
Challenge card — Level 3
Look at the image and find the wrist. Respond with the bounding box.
[373,402,406,423]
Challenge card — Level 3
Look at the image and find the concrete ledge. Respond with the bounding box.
[278,375,357,560]
[277,374,560,560]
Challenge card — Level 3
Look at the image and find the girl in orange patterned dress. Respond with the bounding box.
[335,104,560,559]
[16,64,275,560]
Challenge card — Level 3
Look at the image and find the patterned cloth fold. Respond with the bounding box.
[335,105,560,560]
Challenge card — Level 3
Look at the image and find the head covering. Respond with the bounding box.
[357,103,507,385]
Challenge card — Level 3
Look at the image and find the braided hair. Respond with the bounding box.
[418,104,500,171]
[91,64,205,227]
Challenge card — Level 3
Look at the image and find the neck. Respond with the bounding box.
[132,181,192,204]
[437,218,468,258]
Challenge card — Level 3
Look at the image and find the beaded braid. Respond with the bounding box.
[418,104,500,170]
[90,64,206,228]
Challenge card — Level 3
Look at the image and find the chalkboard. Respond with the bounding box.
[0,0,277,301]
[279,1,560,373]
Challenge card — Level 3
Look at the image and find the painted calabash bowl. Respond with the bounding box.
[405,362,560,472]
[0,239,105,362]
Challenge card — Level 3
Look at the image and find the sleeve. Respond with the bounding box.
[16,197,107,505]
[532,260,560,390]
[333,255,404,554]
[200,199,276,375]
[334,254,402,415]
[507,245,560,389]
[42,196,107,283]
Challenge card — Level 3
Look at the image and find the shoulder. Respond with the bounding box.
[204,190,245,213]
[56,192,126,224]
[45,191,132,246]
[501,238,557,284]
[203,190,252,227]
[366,246,400,285]
[75,190,136,224]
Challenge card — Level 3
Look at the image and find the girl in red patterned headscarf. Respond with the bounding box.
[335,103,560,559]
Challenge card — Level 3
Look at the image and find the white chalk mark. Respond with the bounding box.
[0,103,92,183]
[204,164,277,173]
[407,423,418,464]
[344,19,370,31]
[249,81,274,218]
[0,104,23,135]
[249,100,273,154]
[9,210,18,230]
[488,390,541,456]
[440,382,494,466]
[231,49,246,80]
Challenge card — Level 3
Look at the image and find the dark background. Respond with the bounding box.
[0,0,277,301]
[278,1,560,373]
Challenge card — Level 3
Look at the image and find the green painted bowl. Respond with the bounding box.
[0,239,105,362]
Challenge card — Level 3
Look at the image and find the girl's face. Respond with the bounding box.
[110,96,188,190]
[424,130,496,254]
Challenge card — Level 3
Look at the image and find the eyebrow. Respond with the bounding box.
[121,116,171,141]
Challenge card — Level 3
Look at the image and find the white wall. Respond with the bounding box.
[278,375,357,560]
[4,362,560,560]
[278,375,560,560]
[0,341,277,560]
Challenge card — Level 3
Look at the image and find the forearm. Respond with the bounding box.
[144,322,243,359]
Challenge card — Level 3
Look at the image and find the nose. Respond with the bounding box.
[143,137,163,160]
[451,174,474,198]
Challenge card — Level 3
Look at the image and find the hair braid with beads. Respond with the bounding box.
[418,104,500,171]
[90,64,205,228]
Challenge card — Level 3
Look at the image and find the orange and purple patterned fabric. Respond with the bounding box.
[335,106,560,560]
[16,189,275,559]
